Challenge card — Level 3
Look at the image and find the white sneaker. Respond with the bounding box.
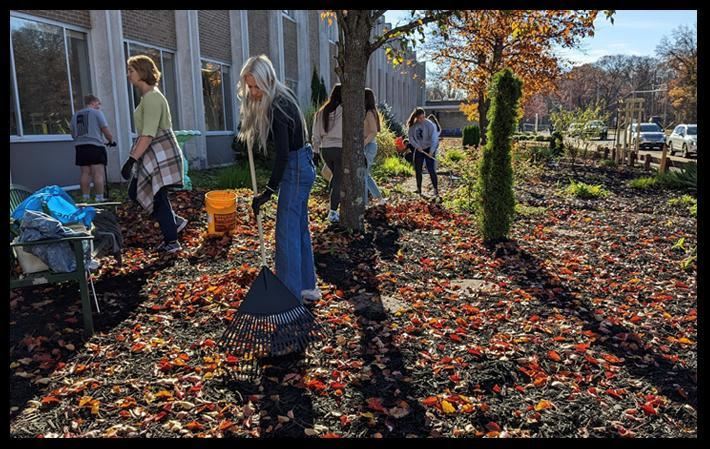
[301,288,322,303]
[175,215,188,233]
[327,210,340,223]
[86,259,100,271]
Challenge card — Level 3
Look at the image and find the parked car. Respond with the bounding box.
[667,124,697,158]
[583,120,608,140]
[627,122,665,150]
[567,122,583,136]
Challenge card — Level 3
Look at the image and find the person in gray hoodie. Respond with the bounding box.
[406,108,440,199]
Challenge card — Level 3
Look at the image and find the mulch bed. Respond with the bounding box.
[9,158,696,438]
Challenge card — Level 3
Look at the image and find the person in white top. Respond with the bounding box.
[312,84,343,223]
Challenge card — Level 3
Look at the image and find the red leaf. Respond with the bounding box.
[367,397,387,413]
[323,432,342,438]
[486,421,501,432]
[218,420,235,431]
[641,403,658,415]
[422,396,439,407]
[548,350,562,362]
[40,395,60,406]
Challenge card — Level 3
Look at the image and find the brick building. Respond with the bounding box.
[10,10,426,190]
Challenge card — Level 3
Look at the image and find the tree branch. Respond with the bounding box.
[368,11,451,54]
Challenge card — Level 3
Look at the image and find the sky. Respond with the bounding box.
[383,10,697,67]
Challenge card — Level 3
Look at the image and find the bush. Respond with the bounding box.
[216,163,254,189]
[515,203,547,217]
[664,164,697,191]
[668,194,697,217]
[527,145,557,163]
[462,125,481,147]
[304,104,317,141]
[377,102,405,137]
[564,179,610,199]
[668,194,696,208]
[599,159,617,168]
[441,148,466,165]
[549,131,564,155]
[477,68,521,242]
[310,67,327,107]
[629,176,658,190]
[375,111,398,162]
[534,135,550,142]
[629,166,697,191]
[372,156,414,180]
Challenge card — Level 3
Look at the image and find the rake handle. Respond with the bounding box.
[246,141,268,267]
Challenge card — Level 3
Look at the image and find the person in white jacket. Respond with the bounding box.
[312,84,343,223]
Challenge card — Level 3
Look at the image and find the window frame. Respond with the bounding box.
[282,10,296,22]
[9,11,93,142]
[200,57,234,135]
[123,39,182,136]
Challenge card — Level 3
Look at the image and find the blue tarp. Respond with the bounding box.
[11,185,96,228]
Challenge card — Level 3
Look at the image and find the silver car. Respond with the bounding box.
[628,123,665,150]
[667,124,697,158]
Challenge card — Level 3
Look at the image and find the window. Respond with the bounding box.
[10,15,92,136]
[124,41,180,131]
[326,19,338,43]
[201,61,234,132]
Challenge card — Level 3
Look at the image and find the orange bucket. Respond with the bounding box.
[205,190,237,235]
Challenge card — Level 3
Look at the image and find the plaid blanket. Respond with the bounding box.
[134,128,184,215]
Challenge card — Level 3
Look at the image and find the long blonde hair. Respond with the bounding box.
[237,55,307,155]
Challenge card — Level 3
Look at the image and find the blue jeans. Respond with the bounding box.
[275,144,317,298]
[363,141,382,206]
[128,180,178,243]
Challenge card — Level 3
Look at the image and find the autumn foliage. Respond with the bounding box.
[431,10,608,135]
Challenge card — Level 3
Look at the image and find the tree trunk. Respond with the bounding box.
[337,12,370,232]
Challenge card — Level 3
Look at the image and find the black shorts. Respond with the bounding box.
[75,144,107,166]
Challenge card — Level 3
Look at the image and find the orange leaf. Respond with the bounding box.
[323,433,342,438]
[422,396,439,407]
[154,390,173,400]
[601,353,623,364]
[40,395,60,406]
[548,350,562,362]
[534,399,554,411]
[185,421,204,431]
[218,420,235,431]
